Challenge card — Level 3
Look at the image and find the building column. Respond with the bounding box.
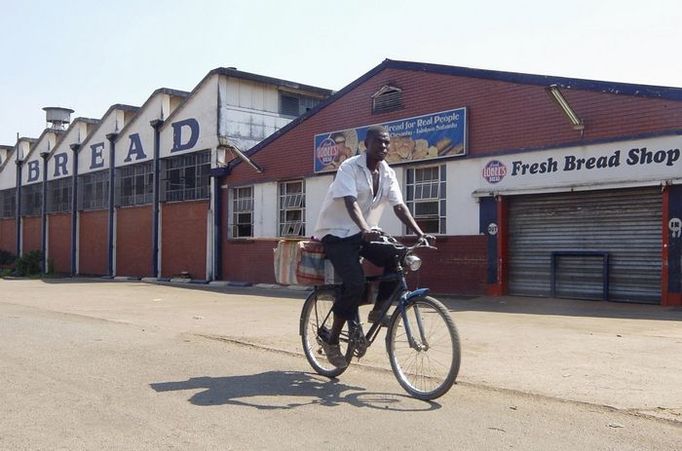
[14,159,23,257]
[69,144,80,276]
[662,184,682,306]
[150,119,164,278]
[40,151,49,273]
[480,196,499,295]
[105,133,118,277]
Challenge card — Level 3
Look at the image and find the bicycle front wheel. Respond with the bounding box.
[300,287,353,378]
[386,296,460,400]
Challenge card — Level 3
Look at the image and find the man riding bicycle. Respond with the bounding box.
[313,125,433,368]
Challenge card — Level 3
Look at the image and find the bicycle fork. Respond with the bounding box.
[399,288,431,351]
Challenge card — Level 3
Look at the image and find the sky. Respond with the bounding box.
[1,0,681,145]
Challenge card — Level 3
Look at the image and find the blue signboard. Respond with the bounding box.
[314,107,467,173]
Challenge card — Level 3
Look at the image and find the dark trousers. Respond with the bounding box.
[321,233,400,320]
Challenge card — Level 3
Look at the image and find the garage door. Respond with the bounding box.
[508,187,661,303]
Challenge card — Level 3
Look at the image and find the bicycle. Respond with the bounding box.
[299,234,461,400]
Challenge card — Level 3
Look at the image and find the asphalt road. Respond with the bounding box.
[1,291,680,450]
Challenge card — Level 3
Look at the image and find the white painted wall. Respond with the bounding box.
[475,134,682,195]
[305,174,333,236]
[447,160,482,235]
[22,132,57,185]
[114,97,162,167]
[254,182,277,237]
[218,77,313,152]
[160,75,219,159]
[47,122,89,181]
[79,110,126,175]
[0,150,17,190]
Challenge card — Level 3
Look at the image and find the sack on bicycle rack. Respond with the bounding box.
[273,240,326,286]
[296,240,326,286]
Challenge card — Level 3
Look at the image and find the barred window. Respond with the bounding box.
[116,162,153,207]
[47,178,72,213]
[278,180,305,237]
[161,151,210,202]
[1,188,16,218]
[406,165,446,234]
[230,186,253,238]
[21,183,42,216]
[78,171,110,211]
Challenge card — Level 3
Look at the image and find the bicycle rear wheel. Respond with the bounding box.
[386,296,460,400]
[300,287,353,378]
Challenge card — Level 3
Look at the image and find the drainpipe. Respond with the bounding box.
[105,133,117,277]
[40,151,49,274]
[70,143,80,276]
[150,119,164,278]
[15,159,23,258]
[212,174,222,281]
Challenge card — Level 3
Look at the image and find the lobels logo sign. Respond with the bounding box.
[483,146,681,184]
[482,160,507,184]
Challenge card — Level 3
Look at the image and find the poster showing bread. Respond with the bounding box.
[314,107,467,173]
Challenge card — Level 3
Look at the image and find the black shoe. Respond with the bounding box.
[367,309,391,327]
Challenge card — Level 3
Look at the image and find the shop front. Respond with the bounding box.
[477,134,682,305]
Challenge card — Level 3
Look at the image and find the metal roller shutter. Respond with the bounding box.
[508,187,661,304]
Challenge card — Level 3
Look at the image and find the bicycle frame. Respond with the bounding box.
[300,235,436,357]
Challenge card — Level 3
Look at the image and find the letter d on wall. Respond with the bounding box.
[171,118,200,153]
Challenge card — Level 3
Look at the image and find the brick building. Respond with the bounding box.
[221,59,682,306]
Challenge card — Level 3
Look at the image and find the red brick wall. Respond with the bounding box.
[116,205,153,277]
[22,216,41,254]
[228,67,682,184]
[47,213,71,274]
[79,210,108,275]
[0,218,16,254]
[223,239,278,284]
[161,201,208,279]
[404,235,487,295]
[222,235,486,295]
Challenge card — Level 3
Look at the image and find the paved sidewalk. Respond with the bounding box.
[1,278,681,422]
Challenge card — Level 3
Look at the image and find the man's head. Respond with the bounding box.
[364,126,390,162]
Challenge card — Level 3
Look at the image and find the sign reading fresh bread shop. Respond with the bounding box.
[314,107,467,173]
[477,134,682,191]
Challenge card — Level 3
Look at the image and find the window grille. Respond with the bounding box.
[230,186,254,238]
[21,183,42,216]
[372,85,403,114]
[278,180,305,237]
[116,162,153,207]
[78,171,110,211]
[406,165,446,234]
[161,150,210,202]
[0,188,16,218]
[46,178,72,213]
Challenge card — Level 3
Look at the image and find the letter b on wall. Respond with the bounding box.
[27,160,40,182]
[171,118,200,153]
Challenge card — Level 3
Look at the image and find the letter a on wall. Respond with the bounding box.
[124,133,147,162]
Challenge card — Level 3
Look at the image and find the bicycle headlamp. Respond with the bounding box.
[405,255,422,271]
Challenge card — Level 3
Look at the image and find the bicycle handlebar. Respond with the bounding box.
[373,231,438,252]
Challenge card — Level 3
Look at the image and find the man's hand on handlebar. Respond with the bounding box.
[361,228,383,242]
[419,233,436,243]
[418,233,437,247]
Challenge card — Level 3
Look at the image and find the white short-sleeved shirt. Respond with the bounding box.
[314,154,404,239]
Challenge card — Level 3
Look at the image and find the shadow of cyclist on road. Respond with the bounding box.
[150,371,440,411]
